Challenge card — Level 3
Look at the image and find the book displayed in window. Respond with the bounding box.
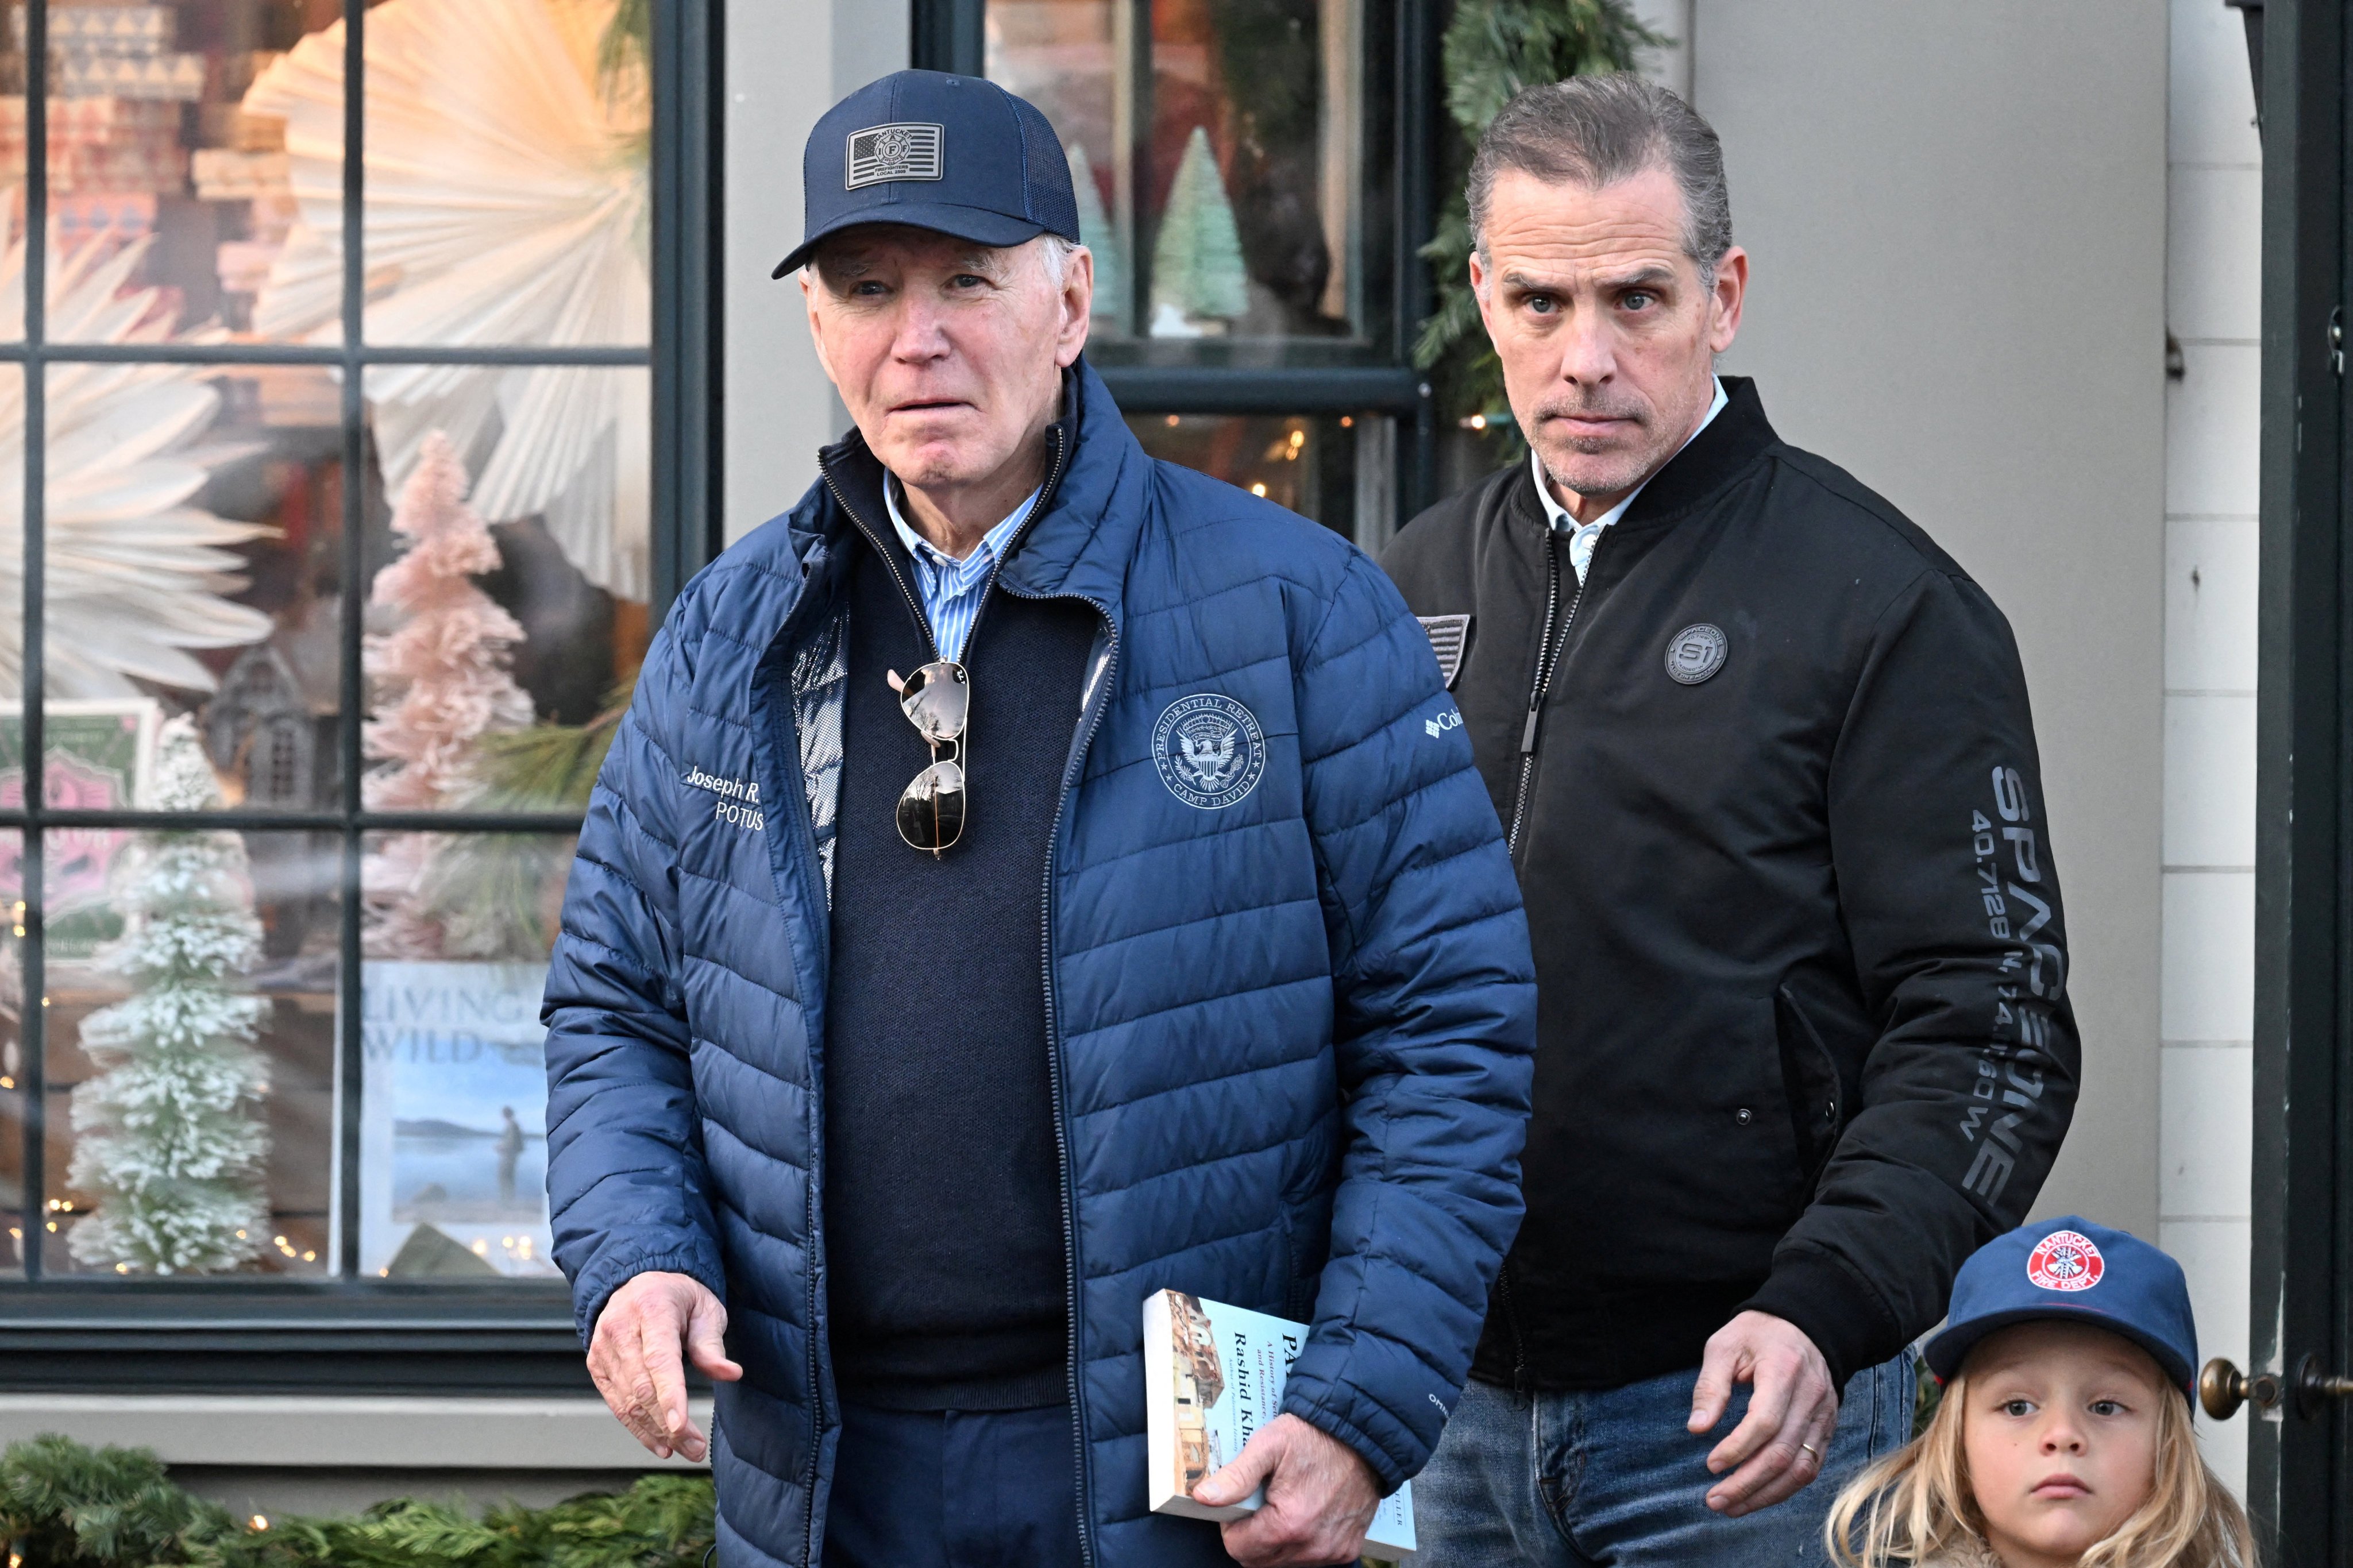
[358,959,556,1280]
[1141,1288,1417,1559]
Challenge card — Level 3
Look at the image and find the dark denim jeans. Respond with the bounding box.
[1413,1349,1916,1566]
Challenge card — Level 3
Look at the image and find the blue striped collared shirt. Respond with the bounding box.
[881,476,1042,663]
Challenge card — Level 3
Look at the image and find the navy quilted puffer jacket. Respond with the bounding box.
[543,362,1537,1567]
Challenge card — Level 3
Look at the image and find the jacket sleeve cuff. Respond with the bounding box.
[572,1242,728,1346]
[1279,1393,1410,1497]
[1737,1247,1901,1392]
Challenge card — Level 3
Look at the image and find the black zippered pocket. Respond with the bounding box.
[1774,983,1846,1184]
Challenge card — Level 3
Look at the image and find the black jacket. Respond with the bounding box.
[1380,377,2078,1392]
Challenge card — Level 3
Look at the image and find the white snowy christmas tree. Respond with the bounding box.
[1067,141,1127,325]
[1151,126,1247,335]
[361,430,533,958]
[66,717,271,1276]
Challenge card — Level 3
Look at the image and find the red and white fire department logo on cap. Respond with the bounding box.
[2027,1230,2105,1292]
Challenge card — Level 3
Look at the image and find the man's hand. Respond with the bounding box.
[587,1270,744,1462]
[1688,1310,1838,1517]
[1192,1412,1380,1567]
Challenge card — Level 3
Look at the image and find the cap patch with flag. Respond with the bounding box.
[775,69,1081,278]
[1418,614,1471,689]
[847,123,944,188]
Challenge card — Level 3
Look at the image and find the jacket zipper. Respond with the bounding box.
[1018,595,1116,1568]
[810,427,1097,1564]
[819,469,943,663]
[1505,528,1599,857]
[1495,1258,1534,1406]
[749,532,841,1568]
[983,425,1102,1568]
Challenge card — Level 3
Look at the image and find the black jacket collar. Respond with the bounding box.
[1510,375,1781,536]
[1620,374,1779,526]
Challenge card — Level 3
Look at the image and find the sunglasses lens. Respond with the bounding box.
[900,662,969,743]
[896,759,966,852]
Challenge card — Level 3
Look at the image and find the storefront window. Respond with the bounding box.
[985,0,1395,366]
[1127,410,1391,544]
[0,0,681,1339]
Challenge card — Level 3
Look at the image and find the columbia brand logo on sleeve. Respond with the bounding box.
[1425,708,1463,739]
[2027,1229,2104,1292]
[1154,694,1267,809]
[1665,623,1728,685]
[846,122,944,188]
[1418,614,1471,688]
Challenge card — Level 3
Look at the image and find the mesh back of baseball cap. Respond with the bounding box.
[1013,94,1081,242]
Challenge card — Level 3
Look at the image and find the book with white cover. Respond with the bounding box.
[1142,1288,1416,1559]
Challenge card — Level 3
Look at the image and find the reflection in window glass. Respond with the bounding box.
[0,830,21,1273]
[38,1,344,344]
[987,0,1385,357]
[45,810,337,1278]
[360,832,572,1283]
[242,0,649,350]
[42,361,341,806]
[1131,411,1382,543]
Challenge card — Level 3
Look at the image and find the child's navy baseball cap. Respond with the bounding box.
[1922,1216,2198,1397]
[773,69,1082,277]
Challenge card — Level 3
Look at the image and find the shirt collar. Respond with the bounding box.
[1532,374,1730,535]
[883,474,1042,580]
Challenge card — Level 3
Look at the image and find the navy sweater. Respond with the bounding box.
[820,528,1098,1410]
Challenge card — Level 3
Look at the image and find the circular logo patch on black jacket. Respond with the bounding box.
[1665,623,1729,685]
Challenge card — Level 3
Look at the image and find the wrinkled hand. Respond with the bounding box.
[588,1270,743,1462]
[1688,1310,1839,1517]
[1193,1412,1380,1567]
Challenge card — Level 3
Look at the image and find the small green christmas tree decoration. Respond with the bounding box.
[66,716,270,1276]
[1152,125,1247,333]
[1414,0,1661,444]
[1066,141,1128,324]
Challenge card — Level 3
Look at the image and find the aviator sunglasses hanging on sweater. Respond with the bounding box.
[888,660,969,855]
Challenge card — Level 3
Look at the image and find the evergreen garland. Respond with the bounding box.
[0,1436,716,1568]
[1412,1,1662,445]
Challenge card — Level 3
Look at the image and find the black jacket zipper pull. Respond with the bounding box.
[1520,706,1542,754]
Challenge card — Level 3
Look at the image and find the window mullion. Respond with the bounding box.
[19,0,48,1285]
[334,0,368,1284]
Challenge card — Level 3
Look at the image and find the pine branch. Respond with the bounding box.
[1415,0,1666,454]
[4,1436,716,1568]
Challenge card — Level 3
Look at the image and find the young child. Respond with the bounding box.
[1826,1216,2255,1568]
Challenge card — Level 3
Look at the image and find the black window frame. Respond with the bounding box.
[913,0,1446,522]
[0,0,724,1396]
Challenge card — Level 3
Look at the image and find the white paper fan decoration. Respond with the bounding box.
[245,0,651,602]
[0,234,272,698]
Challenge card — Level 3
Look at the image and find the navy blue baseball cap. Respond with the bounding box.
[1923,1216,2197,1397]
[773,69,1081,278]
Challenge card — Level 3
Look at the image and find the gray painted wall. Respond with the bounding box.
[1691,3,2169,1238]
[722,0,911,544]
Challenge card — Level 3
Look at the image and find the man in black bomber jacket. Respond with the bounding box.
[1382,76,2078,1566]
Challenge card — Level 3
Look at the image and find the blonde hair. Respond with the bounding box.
[1824,1365,2258,1568]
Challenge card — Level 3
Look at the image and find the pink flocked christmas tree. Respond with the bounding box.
[361,431,533,957]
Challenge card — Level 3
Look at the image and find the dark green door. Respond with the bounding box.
[2239,1,2353,1561]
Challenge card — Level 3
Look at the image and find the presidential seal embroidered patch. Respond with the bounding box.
[1665,623,1729,685]
[1154,693,1267,809]
[2026,1229,2104,1293]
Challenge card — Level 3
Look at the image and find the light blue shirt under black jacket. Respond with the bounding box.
[882,476,1041,662]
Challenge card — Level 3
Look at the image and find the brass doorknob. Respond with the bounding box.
[2200,1358,2282,1420]
[2202,1356,2353,1420]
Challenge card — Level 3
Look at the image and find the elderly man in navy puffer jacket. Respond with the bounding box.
[542,69,1537,1568]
